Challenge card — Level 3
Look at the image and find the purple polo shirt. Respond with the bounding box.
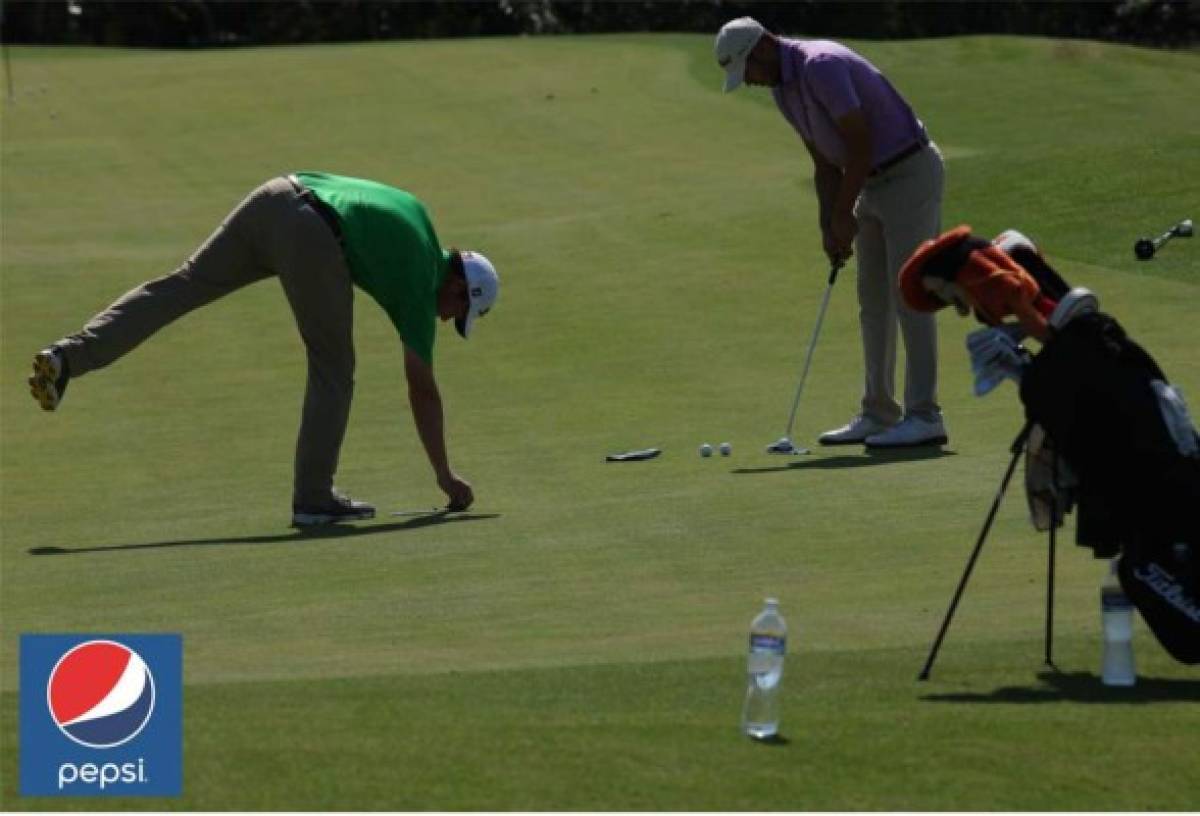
[772,38,927,171]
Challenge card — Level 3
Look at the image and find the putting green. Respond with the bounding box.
[2,34,1198,810]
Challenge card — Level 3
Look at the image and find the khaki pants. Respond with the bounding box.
[852,142,945,424]
[58,177,355,506]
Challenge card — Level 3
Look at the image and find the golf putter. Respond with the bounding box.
[767,260,844,456]
[1134,218,1193,260]
[606,448,662,462]
[390,507,451,517]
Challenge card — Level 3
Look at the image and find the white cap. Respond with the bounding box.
[455,250,499,339]
[715,16,766,92]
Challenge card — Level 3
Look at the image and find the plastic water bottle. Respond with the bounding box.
[741,598,787,740]
[1101,559,1136,687]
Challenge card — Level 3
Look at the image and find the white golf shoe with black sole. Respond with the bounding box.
[819,415,893,446]
[292,490,376,527]
[864,415,948,449]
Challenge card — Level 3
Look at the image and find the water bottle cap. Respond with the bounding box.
[764,598,779,608]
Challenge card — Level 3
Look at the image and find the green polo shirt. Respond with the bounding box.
[294,171,448,364]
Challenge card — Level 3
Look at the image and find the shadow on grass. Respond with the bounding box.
[732,446,957,475]
[921,670,1200,704]
[27,512,501,556]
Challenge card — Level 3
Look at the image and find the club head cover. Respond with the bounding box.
[992,229,1072,302]
[1048,287,1100,332]
[899,224,1058,340]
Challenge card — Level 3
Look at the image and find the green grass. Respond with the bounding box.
[2,34,1199,810]
[4,644,1199,811]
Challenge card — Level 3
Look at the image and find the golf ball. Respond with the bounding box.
[699,443,713,457]
[719,442,732,456]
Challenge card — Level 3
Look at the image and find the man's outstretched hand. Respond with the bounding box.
[439,472,474,512]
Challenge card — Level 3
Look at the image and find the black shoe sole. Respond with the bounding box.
[30,350,68,411]
[864,435,949,449]
[29,375,59,411]
[291,508,376,527]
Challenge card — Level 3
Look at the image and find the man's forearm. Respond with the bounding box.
[813,162,842,229]
[832,112,873,220]
[833,153,870,220]
[408,383,452,480]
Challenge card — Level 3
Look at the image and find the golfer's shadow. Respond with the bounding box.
[27,512,500,556]
[732,446,956,475]
[921,670,1200,704]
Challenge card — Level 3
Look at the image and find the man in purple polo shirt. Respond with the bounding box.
[716,17,948,448]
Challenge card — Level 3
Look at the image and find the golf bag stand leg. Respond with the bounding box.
[918,420,1034,681]
[1044,520,1057,669]
[1044,447,1058,669]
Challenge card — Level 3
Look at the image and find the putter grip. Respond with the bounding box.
[828,263,843,285]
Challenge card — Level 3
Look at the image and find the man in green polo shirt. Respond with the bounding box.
[28,173,499,526]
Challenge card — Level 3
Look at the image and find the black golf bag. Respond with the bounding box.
[1020,311,1200,664]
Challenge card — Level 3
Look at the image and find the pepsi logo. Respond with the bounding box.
[46,640,156,749]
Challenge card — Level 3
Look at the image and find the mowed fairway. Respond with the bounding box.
[2,34,1199,809]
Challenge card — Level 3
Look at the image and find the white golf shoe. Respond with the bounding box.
[864,415,948,448]
[818,415,893,446]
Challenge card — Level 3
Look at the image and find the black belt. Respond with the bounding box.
[287,174,343,244]
[870,136,930,177]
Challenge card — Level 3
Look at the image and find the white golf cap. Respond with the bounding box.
[455,250,499,339]
[715,16,766,92]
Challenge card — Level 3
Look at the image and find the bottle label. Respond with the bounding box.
[749,634,786,654]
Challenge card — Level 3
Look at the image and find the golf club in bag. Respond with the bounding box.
[904,224,1200,677]
[1019,309,1200,665]
[767,260,844,456]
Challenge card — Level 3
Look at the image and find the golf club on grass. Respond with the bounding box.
[1134,218,1193,260]
[767,260,844,456]
[390,506,466,517]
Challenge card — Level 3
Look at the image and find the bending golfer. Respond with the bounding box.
[716,17,947,448]
[28,172,498,525]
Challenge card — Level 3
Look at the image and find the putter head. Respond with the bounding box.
[1175,218,1194,238]
[765,437,809,456]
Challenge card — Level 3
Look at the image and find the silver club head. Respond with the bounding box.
[765,437,809,456]
[1174,218,1194,238]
